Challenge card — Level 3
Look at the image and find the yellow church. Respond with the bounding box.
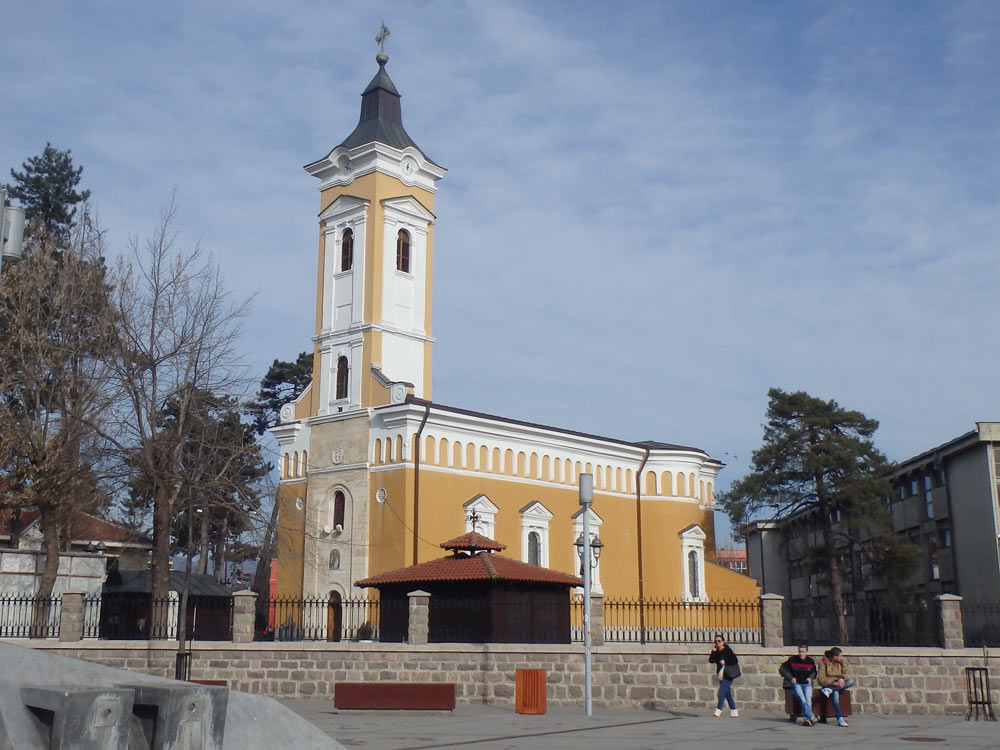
[271,46,758,609]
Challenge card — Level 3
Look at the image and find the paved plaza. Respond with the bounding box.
[280,700,1000,749]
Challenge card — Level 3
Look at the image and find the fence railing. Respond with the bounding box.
[788,597,938,647]
[261,597,382,642]
[87,594,234,641]
[962,601,1000,647]
[0,594,61,638]
[598,598,762,644]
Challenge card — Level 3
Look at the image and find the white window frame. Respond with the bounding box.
[325,486,349,535]
[679,524,708,603]
[463,494,498,538]
[571,507,603,594]
[519,502,553,567]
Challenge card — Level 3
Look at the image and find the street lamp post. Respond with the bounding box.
[575,473,604,717]
[0,188,26,275]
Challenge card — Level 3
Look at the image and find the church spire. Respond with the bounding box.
[336,27,436,164]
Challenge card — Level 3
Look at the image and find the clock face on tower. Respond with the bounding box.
[401,158,416,176]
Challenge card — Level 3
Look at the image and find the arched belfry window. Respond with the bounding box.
[333,490,345,530]
[396,229,410,273]
[341,228,353,272]
[336,356,349,400]
[688,550,700,599]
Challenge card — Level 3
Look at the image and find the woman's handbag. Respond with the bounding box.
[723,664,742,680]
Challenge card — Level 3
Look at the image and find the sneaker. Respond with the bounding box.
[821,687,833,697]
[713,708,722,717]
[837,717,849,727]
[730,709,739,718]
[797,717,811,726]
[809,716,820,726]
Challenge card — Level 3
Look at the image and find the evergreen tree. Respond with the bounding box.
[245,352,313,435]
[722,388,909,644]
[5,144,91,243]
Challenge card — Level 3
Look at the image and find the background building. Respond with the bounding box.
[746,422,1000,643]
[271,50,759,608]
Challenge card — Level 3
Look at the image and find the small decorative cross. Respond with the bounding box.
[467,510,481,533]
[375,23,390,52]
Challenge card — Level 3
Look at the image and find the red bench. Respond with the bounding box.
[334,682,456,710]
[785,689,852,720]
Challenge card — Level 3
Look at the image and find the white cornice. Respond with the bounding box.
[371,403,715,468]
[306,143,447,193]
[315,322,435,346]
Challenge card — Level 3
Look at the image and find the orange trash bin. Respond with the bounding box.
[515,668,546,714]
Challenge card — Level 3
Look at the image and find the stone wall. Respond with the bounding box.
[12,639,997,717]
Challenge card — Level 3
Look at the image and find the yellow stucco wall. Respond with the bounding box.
[274,480,307,599]
[364,461,757,601]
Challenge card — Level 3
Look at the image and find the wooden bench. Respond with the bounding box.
[784,688,852,721]
[334,682,456,710]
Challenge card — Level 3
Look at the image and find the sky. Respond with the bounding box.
[3,1,999,543]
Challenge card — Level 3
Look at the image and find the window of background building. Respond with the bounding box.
[341,228,353,272]
[924,475,934,519]
[910,479,918,496]
[941,528,951,547]
[396,229,410,273]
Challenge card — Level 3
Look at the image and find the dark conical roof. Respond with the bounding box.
[338,55,435,164]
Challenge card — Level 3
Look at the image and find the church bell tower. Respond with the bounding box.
[303,37,446,417]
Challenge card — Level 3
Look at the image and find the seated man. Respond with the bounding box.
[780,644,819,726]
[817,647,855,727]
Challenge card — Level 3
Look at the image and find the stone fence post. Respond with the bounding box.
[232,590,258,643]
[59,591,85,642]
[936,593,964,649]
[408,590,430,645]
[590,593,604,646]
[759,593,784,648]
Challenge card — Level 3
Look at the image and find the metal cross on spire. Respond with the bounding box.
[375,23,390,52]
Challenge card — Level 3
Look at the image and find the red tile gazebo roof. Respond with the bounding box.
[440,531,506,552]
[356,552,581,588]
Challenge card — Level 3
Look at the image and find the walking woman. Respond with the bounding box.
[708,633,740,717]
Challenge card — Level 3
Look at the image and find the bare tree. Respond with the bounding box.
[0,215,116,613]
[106,196,252,621]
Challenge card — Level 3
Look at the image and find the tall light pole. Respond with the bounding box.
[576,473,603,717]
[0,187,26,275]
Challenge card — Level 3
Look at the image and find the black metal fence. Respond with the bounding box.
[261,597,382,642]
[88,594,234,640]
[597,598,762,644]
[787,597,938,647]
[0,594,61,638]
[962,601,1000,647]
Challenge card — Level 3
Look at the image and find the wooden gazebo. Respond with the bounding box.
[356,532,582,643]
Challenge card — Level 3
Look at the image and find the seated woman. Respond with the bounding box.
[780,644,818,726]
[817,647,855,727]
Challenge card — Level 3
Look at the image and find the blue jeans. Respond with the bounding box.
[792,682,813,718]
[716,678,735,710]
[828,678,855,719]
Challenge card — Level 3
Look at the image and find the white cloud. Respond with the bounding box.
[3,1,999,537]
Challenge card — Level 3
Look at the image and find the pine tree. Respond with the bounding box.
[722,388,905,644]
[5,144,90,243]
[245,352,314,435]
